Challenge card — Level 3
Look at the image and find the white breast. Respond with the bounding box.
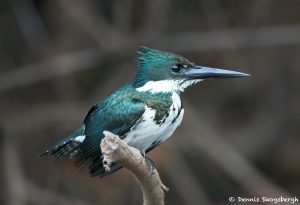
[124,92,184,152]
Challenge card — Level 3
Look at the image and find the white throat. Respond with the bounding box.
[136,79,202,93]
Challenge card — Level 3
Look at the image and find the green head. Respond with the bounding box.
[133,47,249,92]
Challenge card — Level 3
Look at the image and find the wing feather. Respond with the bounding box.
[76,85,146,176]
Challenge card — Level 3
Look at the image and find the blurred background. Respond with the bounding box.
[1,0,300,204]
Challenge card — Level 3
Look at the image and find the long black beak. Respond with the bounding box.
[185,66,250,79]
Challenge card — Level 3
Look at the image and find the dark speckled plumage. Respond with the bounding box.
[40,83,173,176]
[72,84,172,176]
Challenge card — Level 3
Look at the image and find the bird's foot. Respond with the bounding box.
[146,156,156,174]
[139,150,146,158]
[139,151,156,174]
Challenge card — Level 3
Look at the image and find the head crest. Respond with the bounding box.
[137,46,179,70]
[133,46,194,88]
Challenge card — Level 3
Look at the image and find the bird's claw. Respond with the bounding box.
[139,151,156,174]
[139,150,146,158]
[146,157,156,174]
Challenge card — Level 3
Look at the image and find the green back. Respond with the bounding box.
[76,84,172,176]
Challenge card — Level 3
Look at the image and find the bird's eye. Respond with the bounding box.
[172,64,183,73]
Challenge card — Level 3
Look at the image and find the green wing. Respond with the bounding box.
[76,85,146,176]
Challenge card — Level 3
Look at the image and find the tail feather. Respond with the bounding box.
[38,137,82,159]
[89,156,123,177]
[38,126,85,159]
[39,125,123,177]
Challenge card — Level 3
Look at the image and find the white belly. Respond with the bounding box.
[124,93,184,152]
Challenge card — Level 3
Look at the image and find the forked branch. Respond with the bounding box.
[101,131,169,205]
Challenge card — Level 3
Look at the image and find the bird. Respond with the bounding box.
[39,47,249,177]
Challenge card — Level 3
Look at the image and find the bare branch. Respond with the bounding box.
[182,101,290,197]
[165,25,300,52]
[1,25,300,93]
[164,148,211,205]
[3,137,85,205]
[0,49,103,92]
[101,131,168,205]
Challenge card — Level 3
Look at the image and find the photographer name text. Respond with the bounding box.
[228,196,299,204]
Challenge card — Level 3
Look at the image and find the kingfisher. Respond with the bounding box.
[39,47,249,177]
